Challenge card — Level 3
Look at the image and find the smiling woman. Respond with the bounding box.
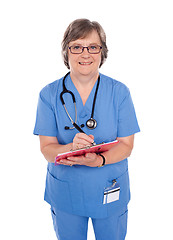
[33,18,140,240]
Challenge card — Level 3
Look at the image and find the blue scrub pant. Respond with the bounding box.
[51,206,128,240]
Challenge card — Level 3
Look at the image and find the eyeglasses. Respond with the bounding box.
[69,44,102,54]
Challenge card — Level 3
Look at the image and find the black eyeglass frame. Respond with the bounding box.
[68,45,102,54]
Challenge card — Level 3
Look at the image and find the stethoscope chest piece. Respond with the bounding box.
[86,118,97,129]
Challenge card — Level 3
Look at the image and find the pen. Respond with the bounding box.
[73,122,96,146]
[73,122,86,134]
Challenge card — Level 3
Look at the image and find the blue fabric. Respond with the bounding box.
[51,206,128,240]
[34,73,140,218]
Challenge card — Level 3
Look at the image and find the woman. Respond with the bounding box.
[34,19,140,240]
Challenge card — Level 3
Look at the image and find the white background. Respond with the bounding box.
[0,0,173,239]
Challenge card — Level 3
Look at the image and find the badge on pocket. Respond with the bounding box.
[103,179,120,204]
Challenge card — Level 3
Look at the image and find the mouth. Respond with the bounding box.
[79,62,93,65]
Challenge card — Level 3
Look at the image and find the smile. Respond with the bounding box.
[79,62,92,65]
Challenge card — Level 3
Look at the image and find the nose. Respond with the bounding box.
[81,47,90,57]
[83,47,89,52]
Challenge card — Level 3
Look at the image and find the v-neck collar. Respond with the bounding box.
[65,74,100,110]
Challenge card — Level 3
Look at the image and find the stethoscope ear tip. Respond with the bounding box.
[64,124,85,130]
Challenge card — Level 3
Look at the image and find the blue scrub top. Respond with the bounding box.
[34,73,140,218]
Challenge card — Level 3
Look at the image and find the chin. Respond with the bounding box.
[80,71,96,78]
[78,66,98,76]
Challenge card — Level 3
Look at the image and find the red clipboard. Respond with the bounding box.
[55,140,119,165]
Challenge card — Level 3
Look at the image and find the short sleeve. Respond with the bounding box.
[117,85,140,137]
[33,86,58,137]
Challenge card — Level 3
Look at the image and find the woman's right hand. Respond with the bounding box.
[72,133,94,150]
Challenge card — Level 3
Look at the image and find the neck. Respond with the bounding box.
[70,71,99,105]
[70,71,99,89]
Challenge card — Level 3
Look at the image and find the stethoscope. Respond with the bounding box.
[60,72,100,133]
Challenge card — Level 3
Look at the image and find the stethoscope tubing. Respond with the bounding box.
[60,72,100,132]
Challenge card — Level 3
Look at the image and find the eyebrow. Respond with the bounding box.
[69,43,100,46]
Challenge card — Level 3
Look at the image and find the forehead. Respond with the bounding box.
[69,31,101,45]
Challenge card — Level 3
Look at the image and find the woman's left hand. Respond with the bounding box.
[58,152,102,167]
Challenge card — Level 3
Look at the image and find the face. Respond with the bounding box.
[68,31,102,78]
